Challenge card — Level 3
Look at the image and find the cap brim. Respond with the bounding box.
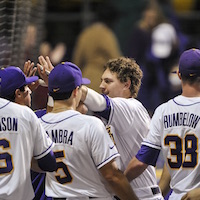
[25,76,39,85]
[82,77,91,85]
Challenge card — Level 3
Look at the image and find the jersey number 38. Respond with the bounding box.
[165,133,198,169]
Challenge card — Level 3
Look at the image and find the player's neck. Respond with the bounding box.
[124,91,133,99]
[51,100,75,113]
[181,84,200,97]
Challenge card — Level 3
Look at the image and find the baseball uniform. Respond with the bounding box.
[137,95,200,199]
[40,110,120,199]
[85,92,163,200]
[0,98,54,200]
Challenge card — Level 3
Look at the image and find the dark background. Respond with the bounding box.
[45,0,200,60]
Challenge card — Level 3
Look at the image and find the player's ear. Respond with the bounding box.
[177,70,182,80]
[73,86,79,97]
[15,89,22,98]
[14,88,23,103]
[124,79,131,90]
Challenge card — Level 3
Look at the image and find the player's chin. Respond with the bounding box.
[102,90,109,95]
[27,101,31,108]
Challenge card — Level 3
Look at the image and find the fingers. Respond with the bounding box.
[23,60,37,77]
[37,63,45,75]
[23,56,54,85]
[38,55,53,72]
[38,55,47,67]
[45,56,54,71]
[37,63,49,86]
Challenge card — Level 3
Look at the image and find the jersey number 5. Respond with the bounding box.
[0,139,13,174]
[54,150,73,184]
[165,134,198,169]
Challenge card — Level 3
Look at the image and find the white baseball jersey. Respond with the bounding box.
[40,110,120,199]
[97,96,163,200]
[139,95,200,199]
[0,98,54,200]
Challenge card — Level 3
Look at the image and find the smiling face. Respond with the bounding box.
[100,57,143,99]
[99,68,127,98]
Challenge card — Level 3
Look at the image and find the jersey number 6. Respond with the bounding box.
[0,139,13,174]
[165,134,197,169]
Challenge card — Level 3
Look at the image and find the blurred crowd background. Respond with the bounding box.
[1,0,200,115]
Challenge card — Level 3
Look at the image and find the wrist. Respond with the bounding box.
[81,85,88,102]
[47,95,54,107]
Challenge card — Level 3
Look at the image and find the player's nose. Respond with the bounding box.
[99,81,105,89]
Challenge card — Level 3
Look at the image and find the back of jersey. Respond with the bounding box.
[157,95,200,193]
[0,98,53,200]
[40,110,119,199]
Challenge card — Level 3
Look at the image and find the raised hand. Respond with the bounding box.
[23,60,39,91]
[23,60,37,77]
[37,56,54,86]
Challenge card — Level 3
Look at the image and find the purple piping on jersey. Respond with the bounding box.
[173,98,200,106]
[34,141,54,158]
[108,98,114,123]
[0,101,10,109]
[96,152,120,168]
[40,113,80,124]
[142,141,161,149]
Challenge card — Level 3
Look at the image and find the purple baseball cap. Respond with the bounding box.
[179,48,200,76]
[48,62,90,94]
[0,66,38,97]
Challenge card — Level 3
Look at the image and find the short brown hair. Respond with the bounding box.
[181,74,200,85]
[104,57,143,98]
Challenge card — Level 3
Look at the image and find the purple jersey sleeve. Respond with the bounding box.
[136,145,160,167]
[94,94,111,120]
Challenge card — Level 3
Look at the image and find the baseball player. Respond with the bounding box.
[0,67,56,200]
[80,57,163,200]
[0,62,53,200]
[40,61,138,200]
[24,58,89,200]
[124,48,200,200]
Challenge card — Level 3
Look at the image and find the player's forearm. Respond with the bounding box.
[181,188,200,200]
[106,169,138,200]
[100,161,138,200]
[81,86,107,112]
[124,157,148,181]
[159,164,171,197]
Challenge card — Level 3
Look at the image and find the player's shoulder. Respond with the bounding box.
[0,98,30,113]
[112,97,149,113]
[80,113,102,122]
[9,100,37,119]
[154,98,174,115]
[78,113,105,127]
[112,96,144,107]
